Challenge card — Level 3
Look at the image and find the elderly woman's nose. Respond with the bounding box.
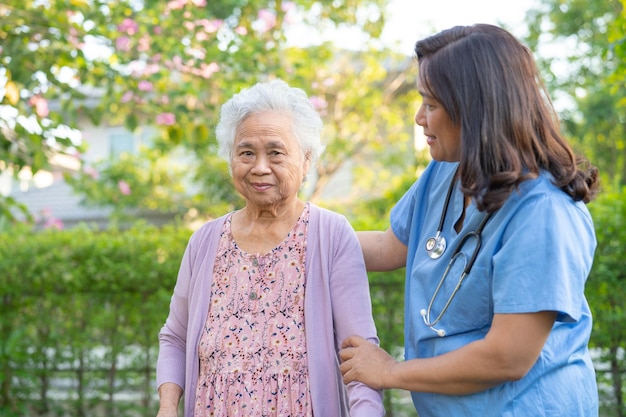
[251,155,271,172]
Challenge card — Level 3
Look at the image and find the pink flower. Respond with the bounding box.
[195,31,209,41]
[118,180,131,195]
[29,96,49,118]
[309,96,328,116]
[156,112,176,126]
[199,19,222,33]
[166,0,186,11]
[138,80,153,91]
[191,0,206,6]
[121,91,134,103]
[257,9,276,32]
[282,2,296,23]
[43,217,64,230]
[137,35,151,52]
[235,26,247,35]
[144,63,160,76]
[84,166,99,179]
[309,96,327,110]
[199,62,219,79]
[118,18,138,35]
[40,208,63,229]
[116,36,131,52]
[67,27,81,47]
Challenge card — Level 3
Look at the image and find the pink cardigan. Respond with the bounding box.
[157,204,384,417]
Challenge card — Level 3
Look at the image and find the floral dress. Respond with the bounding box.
[194,204,313,417]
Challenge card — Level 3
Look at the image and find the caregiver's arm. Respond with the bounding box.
[340,311,556,395]
[357,228,407,272]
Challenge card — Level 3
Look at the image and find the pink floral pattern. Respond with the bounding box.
[195,204,312,417]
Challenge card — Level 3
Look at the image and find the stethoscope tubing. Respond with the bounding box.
[422,218,490,330]
[421,167,495,336]
[454,212,493,276]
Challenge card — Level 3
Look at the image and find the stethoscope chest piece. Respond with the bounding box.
[426,168,457,260]
[426,232,446,259]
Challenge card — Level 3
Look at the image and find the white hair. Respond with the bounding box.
[215,79,325,174]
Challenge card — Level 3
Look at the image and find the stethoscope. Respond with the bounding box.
[421,170,494,337]
[424,169,457,259]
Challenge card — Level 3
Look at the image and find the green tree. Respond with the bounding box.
[524,0,625,184]
[1,1,92,224]
[1,0,418,224]
[346,164,425,417]
[588,189,626,417]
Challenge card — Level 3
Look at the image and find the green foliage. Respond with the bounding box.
[343,166,421,417]
[587,186,626,417]
[0,0,93,217]
[0,217,419,417]
[306,49,419,203]
[524,0,626,185]
[0,222,192,416]
[0,196,33,230]
[347,167,417,356]
[1,0,416,224]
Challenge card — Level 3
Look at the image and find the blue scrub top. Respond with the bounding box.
[390,161,599,416]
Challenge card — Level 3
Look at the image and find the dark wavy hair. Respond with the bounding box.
[414,24,599,212]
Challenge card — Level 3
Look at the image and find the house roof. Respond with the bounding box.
[10,180,113,228]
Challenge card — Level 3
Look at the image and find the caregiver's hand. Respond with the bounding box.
[339,335,397,390]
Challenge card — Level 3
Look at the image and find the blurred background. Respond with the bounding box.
[1,0,624,416]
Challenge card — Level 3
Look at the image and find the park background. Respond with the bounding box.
[0,0,624,416]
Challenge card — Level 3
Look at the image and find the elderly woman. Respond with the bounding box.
[156,79,384,417]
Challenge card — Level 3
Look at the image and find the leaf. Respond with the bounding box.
[126,112,138,131]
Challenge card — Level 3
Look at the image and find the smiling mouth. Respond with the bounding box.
[251,183,272,191]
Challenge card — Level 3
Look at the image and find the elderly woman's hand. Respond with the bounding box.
[339,335,398,390]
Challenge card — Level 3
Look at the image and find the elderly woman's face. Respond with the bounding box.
[231,112,309,210]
